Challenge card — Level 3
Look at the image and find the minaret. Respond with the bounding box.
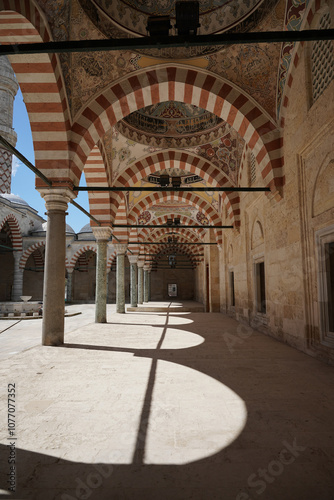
[0,56,19,194]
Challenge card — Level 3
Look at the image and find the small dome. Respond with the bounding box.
[77,223,95,241]
[0,193,30,207]
[66,224,75,234]
[78,223,93,234]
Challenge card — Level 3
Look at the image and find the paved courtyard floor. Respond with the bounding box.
[0,302,334,500]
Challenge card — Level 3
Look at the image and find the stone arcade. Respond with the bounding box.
[0,0,333,360]
[0,1,334,498]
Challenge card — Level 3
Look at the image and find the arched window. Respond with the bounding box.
[311,11,334,102]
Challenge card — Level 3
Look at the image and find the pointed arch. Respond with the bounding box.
[113,195,128,243]
[113,150,240,227]
[19,241,45,269]
[128,191,223,244]
[133,214,207,241]
[0,213,22,251]
[84,144,113,225]
[0,2,71,186]
[68,245,97,270]
[72,66,283,194]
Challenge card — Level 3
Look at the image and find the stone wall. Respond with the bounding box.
[193,33,334,364]
[151,266,195,301]
[0,251,13,301]
[23,254,44,300]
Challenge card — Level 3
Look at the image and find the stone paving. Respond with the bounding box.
[0,303,334,500]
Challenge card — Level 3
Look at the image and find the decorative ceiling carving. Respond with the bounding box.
[77,0,280,58]
[117,101,224,147]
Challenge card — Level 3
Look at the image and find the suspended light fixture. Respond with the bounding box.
[146,15,172,36]
[175,1,200,36]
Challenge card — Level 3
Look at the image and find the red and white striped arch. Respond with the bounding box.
[72,66,283,193]
[127,227,139,256]
[150,245,204,264]
[0,2,71,186]
[113,196,128,243]
[68,245,97,270]
[0,213,22,251]
[142,228,201,247]
[133,214,207,241]
[113,150,240,227]
[128,192,223,244]
[107,251,117,271]
[30,247,44,271]
[19,241,45,269]
[147,235,203,257]
[84,144,113,224]
[137,226,205,247]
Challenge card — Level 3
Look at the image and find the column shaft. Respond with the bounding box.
[11,252,23,301]
[138,266,144,304]
[95,240,108,323]
[66,271,73,302]
[116,252,125,313]
[144,270,149,302]
[148,271,151,301]
[130,262,138,307]
[42,208,67,346]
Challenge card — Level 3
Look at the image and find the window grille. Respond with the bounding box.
[250,153,256,185]
[312,12,334,102]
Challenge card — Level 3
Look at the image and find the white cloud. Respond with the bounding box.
[12,156,21,177]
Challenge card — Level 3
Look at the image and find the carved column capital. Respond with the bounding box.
[92,226,112,241]
[127,255,138,265]
[39,187,76,212]
[114,243,128,255]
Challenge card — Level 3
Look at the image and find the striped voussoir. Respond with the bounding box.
[84,145,113,224]
[31,247,44,271]
[128,227,139,256]
[71,66,283,194]
[128,192,223,244]
[112,196,128,243]
[76,253,89,272]
[128,192,220,225]
[19,241,45,269]
[138,227,204,248]
[135,214,207,241]
[0,213,22,251]
[278,0,324,127]
[0,4,72,186]
[107,251,117,271]
[113,150,238,225]
[68,245,97,270]
[150,241,203,256]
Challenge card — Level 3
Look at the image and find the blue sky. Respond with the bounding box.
[11,88,90,232]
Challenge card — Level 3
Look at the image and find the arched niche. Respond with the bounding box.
[313,159,334,217]
[251,219,264,250]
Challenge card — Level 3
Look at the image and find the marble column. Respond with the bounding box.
[11,251,23,301]
[137,262,144,305]
[93,227,112,323]
[148,270,151,301]
[128,255,138,308]
[115,244,127,313]
[39,188,75,346]
[144,269,149,303]
[66,270,73,302]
